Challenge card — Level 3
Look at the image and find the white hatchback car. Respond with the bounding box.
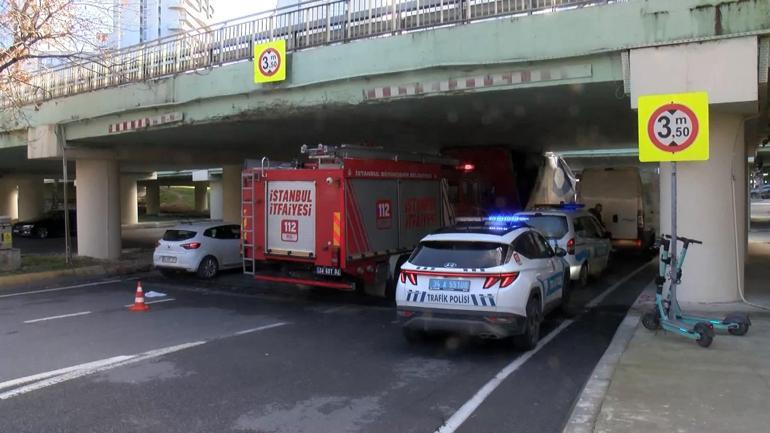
[395,217,570,349]
[153,222,242,279]
[516,205,611,287]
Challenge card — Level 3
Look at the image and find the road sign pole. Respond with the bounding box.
[669,161,678,320]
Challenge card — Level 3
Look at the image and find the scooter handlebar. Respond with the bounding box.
[663,234,703,245]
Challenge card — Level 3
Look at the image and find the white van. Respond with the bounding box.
[577,167,655,252]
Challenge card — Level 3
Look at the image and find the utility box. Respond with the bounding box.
[0,216,12,250]
[0,216,20,272]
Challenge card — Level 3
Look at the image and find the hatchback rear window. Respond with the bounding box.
[523,215,569,239]
[162,230,197,241]
[409,241,508,269]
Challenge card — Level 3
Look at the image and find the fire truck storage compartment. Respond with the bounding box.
[242,151,450,295]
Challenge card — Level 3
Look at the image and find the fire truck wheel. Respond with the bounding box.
[197,256,219,279]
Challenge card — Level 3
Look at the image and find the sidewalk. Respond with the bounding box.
[565,230,770,433]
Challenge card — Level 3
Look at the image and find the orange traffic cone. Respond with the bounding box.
[128,281,150,312]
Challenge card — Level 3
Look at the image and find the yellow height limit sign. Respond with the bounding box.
[254,40,286,83]
[638,92,709,162]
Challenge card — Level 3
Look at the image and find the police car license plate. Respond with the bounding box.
[429,279,470,292]
[315,266,342,277]
[161,256,177,264]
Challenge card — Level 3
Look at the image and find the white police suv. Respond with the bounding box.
[516,204,611,288]
[395,216,570,350]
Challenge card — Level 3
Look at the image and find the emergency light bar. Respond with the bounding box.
[487,215,530,223]
[533,203,586,210]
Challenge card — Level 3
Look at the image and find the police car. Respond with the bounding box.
[395,216,570,350]
[516,204,611,288]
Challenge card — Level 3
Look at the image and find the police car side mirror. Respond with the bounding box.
[554,247,567,257]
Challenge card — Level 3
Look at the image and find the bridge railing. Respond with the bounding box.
[16,0,620,106]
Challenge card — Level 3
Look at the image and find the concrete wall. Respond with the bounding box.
[659,113,747,303]
[76,159,122,259]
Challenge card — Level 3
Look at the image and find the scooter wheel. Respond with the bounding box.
[641,311,661,331]
[728,320,750,336]
[694,322,715,348]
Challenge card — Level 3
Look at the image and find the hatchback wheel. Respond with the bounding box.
[197,256,219,279]
[514,295,542,350]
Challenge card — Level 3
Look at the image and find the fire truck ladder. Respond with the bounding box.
[241,171,257,275]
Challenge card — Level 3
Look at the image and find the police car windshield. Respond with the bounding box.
[410,241,508,268]
[524,215,569,239]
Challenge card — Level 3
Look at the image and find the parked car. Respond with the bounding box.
[12,210,76,239]
[154,222,242,279]
[516,204,611,288]
[395,216,570,350]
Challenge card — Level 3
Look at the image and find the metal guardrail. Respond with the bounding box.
[17,0,619,106]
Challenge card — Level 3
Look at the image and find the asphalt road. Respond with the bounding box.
[0,255,652,433]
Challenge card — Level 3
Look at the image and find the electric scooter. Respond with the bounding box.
[642,235,751,336]
[642,236,715,347]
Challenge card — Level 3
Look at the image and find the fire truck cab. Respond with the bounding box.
[241,145,454,298]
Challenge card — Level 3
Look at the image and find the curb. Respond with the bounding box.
[0,261,152,289]
[562,282,655,433]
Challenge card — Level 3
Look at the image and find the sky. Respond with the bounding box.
[213,0,280,22]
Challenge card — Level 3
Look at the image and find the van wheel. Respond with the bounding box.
[196,256,219,279]
[578,263,589,289]
[514,295,542,351]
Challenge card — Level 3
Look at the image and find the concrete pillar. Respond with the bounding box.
[145,182,160,216]
[194,183,209,213]
[659,113,746,303]
[209,180,224,220]
[76,159,121,259]
[16,176,46,221]
[120,176,138,225]
[0,178,18,219]
[222,165,241,223]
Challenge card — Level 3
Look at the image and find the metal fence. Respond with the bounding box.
[16,0,618,106]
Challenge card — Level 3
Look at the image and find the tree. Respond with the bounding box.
[0,0,113,109]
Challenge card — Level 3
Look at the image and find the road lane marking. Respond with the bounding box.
[23,311,92,324]
[234,322,289,335]
[0,321,290,400]
[321,305,352,314]
[0,279,123,299]
[0,342,205,400]
[123,298,176,307]
[434,261,652,433]
[0,356,134,391]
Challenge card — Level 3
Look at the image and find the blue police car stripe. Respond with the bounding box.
[487,295,496,307]
[575,249,590,262]
[479,296,487,306]
[471,294,478,306]
[420,291,427,302]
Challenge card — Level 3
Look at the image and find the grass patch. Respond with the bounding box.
[2,254,101,276]
[160,186,197,212]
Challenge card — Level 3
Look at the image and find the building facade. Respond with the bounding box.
[110,0,216,48]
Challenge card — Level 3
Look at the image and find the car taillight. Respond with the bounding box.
[483,272,519,289]
[567,238,575,255]
[400,270,417,285]
[181,242,201,250]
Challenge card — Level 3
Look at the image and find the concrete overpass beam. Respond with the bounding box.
[631,36,758,303]
[194,183,209,213]
[120,176,139,225]
[145,182,160,216]
[16,176,46,221]
[222,165,241,223]
[76,159,121,259]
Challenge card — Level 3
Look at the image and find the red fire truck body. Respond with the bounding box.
[242,148,450,295]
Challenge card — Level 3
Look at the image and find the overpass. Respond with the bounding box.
[0,0,769,303]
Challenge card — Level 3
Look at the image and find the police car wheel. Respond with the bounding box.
[514,296,542,350]
[578,264,589,289]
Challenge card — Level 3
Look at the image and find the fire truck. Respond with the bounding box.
[241,145,454,297]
